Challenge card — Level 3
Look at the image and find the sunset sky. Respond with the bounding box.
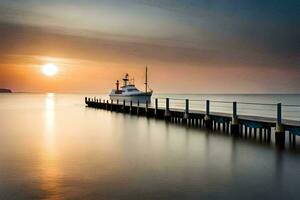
[0,0,299,93]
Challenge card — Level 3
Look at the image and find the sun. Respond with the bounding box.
[42,63,58,76]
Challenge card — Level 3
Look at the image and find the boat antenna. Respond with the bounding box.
[145,65,148,93]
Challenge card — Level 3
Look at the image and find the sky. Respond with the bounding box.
[0,0,299,93]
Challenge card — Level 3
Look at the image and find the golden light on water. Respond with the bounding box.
[42,63,58,77]
[40,93,62,200]
[45,93,55,145]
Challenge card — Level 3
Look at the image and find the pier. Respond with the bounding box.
[85,97,299,149]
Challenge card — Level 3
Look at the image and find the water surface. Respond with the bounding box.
[0,93,299,200]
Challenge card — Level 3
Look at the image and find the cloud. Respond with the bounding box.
[1,22,299,70]
[0,0,299,68]
[0,0,299,92]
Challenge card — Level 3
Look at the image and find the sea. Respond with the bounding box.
[0,93,299,200]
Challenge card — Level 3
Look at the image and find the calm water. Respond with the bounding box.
[0,93,300,200]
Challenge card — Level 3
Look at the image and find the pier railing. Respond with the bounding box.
[85,97,299,148]
[282,104,300,121]
[86,97,300,121]
[157,98,300,121]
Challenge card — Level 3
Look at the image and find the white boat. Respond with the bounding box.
[109,67,153,103]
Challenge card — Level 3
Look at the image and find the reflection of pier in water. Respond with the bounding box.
[85,97,299,149]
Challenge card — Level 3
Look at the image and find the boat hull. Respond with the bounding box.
[109,92,152,104]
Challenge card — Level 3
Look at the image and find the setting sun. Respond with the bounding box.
[42,63,58,76]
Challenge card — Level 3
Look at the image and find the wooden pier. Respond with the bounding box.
[85,97,299,149]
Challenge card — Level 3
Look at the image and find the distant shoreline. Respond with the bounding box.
[0,88,12,93]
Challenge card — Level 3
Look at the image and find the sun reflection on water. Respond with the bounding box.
[40,93,63,200]
[45,93,55,147]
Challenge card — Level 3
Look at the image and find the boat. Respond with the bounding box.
[109,66,153,103]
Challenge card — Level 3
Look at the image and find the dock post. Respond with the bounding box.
[106,100,109,110]
[85,97,87,104]
[137,100,140,115]
[116,100,119,112]
[275,103,285,148]
[97,98,101,108]
[204,100,212,129]
[259,128,263,141]
[164,98,171,121]
[231,102,239,137]
[145,100,149,116]
[267,127,271,143]
[183,99,189,125]
[130,100,133,114]
[292,133,296,148]
[111,100,113,111]
[123,100,126,113]
[155,98,158,117]
[245,126,248,138]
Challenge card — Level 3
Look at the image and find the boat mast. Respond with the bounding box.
[123,73,129,87]
[145,65,148,93]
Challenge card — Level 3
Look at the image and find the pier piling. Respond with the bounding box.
[137,100,140,115]
[204,100,212,129]
[130,101,133,114]
[164,98,171,121]
[122,100,126,113]
[155,98,158,117]
[275,103,285,148]
[145,100,149,116]
[231,102,239,137]
[183,99,189,125]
